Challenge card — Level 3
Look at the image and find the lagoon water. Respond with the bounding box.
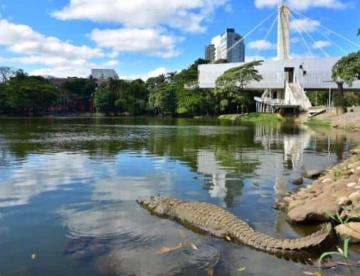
[1,117,360,275]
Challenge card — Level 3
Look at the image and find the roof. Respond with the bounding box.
[198,57,360,90]
[91,69,118,80]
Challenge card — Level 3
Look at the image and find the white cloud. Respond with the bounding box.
[0,20,103,59]
[119,67,174,81]
[52,0,230,33]
[248,39,275,50]
[255,0,347,10]
[90,28,180,58]
[290,18,321,33]
[0,19,110,77]
[100,60,119,67]
[312,40,331,49]
[291,37,301,43]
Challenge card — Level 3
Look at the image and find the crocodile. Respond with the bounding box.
[137,196,334,255]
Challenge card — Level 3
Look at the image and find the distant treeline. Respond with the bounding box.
[0,59,259,117]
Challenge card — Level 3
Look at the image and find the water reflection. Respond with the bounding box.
[0,118,360,275]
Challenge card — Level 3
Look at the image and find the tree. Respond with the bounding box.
[126,79,148,115]
[4,71,59,115]
[0,67,14,84]
[332,51,360,113]
[60,77,97,111]
[171,59,213,116]
[148,82,177,115]
[0,82,7,113]
[93,79,120,115]
[214,60,263,113]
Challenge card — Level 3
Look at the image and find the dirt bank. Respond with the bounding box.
[313,107,360,130]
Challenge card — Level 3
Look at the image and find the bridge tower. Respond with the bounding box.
[277,4,290,60]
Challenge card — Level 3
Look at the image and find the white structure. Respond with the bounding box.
[207,28,245,63]
[277,5,290,60]
[91,69,119,83]
[198,4,360,113]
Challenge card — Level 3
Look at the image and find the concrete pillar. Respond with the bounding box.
[277,5,290,60]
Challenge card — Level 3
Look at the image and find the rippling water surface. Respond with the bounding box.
[0,117,360,275]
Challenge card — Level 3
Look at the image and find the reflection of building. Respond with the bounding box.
[206,28,245,63]
[254,124,337,197]
[197,150,228,201]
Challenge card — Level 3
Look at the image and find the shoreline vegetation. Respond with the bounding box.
[0,60,260,117]
[218,113,284,122]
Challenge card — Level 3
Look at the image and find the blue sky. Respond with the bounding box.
[0,0,359,79]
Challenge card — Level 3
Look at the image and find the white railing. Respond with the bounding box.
[254,96,284,106]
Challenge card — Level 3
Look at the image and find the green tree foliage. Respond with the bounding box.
[171,59,215,116]
[332,51,360,112]
[344,92,360,106]
[94,78,149,115]
[332,51,360,87]
[146,59,214,117]
[3,71,58,115]
[214,60,263,113]
[60,77,97,111]
[0,82,7,113]
[94,79,121,115]
[148,81,177,115]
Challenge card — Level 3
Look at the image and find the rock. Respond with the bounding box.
[337,197,351,206]
[286,195,338,223]
[349,191,360,202]
[304,169,324,179]
[335,223,360,243]
[291,177,304,185]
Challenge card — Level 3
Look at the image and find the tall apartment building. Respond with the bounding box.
[205,28,245,63]
[205,44,216,62]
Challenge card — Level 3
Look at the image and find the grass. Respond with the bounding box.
[218,113,284,123]
[318,211,354,268]
[318,238,350,267]
[305,118,331,127]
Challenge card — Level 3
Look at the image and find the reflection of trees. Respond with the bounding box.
[1,118,358,207]
[0,118,259,167]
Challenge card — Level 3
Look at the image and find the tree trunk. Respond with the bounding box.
[336,81,347,115]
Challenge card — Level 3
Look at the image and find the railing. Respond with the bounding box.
[254,96,284,106]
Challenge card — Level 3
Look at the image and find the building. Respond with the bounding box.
[206,28,245,63]
[91,69,119,84]
[205,44,216,62]
[198,5,360,113]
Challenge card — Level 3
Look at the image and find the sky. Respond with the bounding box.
[0,0,359,79]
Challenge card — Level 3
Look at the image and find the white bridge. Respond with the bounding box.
[198,4,360,113]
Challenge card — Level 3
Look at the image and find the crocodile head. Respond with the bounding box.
[137,196,182,216]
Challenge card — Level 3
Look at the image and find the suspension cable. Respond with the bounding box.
[226,9,278,54]
[289,11,313,57]
[290,8,360,49]
[255,14,278,57]
[315,28,348,55]
[289,10,329,57]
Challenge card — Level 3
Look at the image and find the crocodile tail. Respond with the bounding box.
[231,223,333,253]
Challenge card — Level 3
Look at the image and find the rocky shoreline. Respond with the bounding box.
[276,146,360,242]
